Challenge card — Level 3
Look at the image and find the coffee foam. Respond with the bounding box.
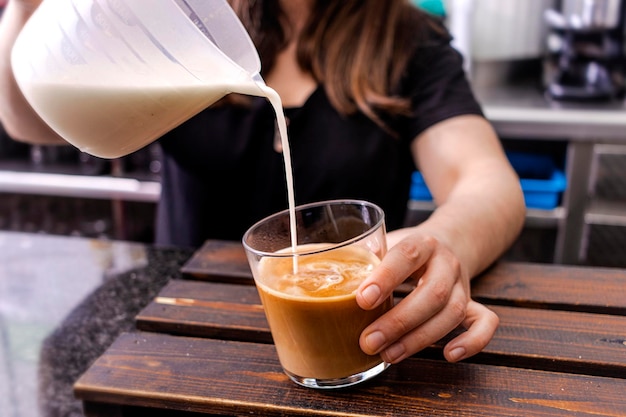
[257,244,379,299]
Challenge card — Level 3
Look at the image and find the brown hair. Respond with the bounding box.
[228,0,439,131]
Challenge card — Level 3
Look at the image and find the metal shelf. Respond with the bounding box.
[0,170,160,202]
[585,200,626,227]
[525,207,567,228]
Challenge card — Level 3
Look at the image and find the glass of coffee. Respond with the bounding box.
[242,200,393,389]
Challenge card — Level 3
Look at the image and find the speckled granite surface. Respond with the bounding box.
[0,232,194,417]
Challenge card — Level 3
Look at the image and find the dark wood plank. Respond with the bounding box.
[75,331,626,417]
[472,262,626,315]
[136,280,271,343]
[180,239,417,296]
[180,240,251,283]
[478,306,626,378]
[136,280,626,378]
[180,241,626,314]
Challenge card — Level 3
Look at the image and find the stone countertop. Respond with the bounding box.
[0,231,194,417]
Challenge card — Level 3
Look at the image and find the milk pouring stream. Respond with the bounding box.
[12,0,298,260]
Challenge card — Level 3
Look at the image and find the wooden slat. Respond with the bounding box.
[74,331,626,417]
[136,280,271,343]
[180,240,414,294]
[180,239,251,283]
[478,306,626,378]
[136,280,626,378]
[180,240,626,314]
[472,262,626,315]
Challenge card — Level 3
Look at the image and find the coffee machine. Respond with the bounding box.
[543,0,626,101]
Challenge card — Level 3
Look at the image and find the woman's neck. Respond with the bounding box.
[266,0,317,108]
[279,0,312,35]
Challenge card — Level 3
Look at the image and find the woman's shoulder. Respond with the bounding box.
[397,7,462,67]
[397,5,451,45]
[392,6,457,81]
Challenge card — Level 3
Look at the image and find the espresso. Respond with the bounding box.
[256,244,393,380]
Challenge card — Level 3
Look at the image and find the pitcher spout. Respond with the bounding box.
[252,72,265,85]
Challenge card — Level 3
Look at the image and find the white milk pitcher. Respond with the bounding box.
[11,0,265,158]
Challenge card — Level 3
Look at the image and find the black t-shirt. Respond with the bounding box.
[156,21,483,248]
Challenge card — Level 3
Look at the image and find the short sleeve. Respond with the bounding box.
[401,25,484,140]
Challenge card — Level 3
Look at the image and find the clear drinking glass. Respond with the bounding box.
[242,200,393,389]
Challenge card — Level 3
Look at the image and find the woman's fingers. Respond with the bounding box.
[359,248,463,359]
[357,232,499,364]
[356,237,436,310]
[361,283,468,363]
[443,300,499,362]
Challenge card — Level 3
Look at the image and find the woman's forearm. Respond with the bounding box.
[415,167,525,279]
[393,115,526,280]
[0,0,66,144]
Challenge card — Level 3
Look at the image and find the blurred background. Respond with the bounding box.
[1,0,626,267]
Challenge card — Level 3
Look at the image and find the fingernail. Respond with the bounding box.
[448,347,466,362]
[360,284,381,308]
[364,331,386,353]
[383,343,406,363]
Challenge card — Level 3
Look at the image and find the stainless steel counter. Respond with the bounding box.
[476,84,626,140]
[475,83,626,265]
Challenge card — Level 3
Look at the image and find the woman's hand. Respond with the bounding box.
[356,115,524,364]
[0,0,65,143]
[356,231,499,364]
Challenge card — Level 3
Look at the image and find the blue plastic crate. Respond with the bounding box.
[519,169,567,209]
[409,152,568,210]
[409,171,432,201]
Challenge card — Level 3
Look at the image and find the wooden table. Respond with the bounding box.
[74,240,626,417]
